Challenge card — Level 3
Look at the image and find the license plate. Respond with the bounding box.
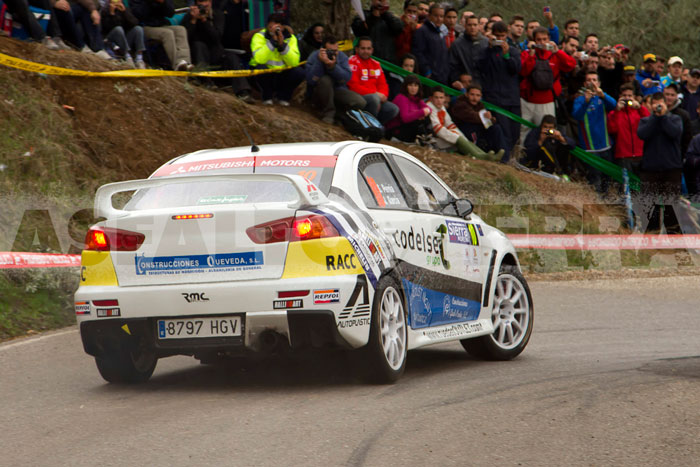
[157,316,243,339]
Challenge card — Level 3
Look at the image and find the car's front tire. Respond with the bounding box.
[462,265,533,360]
[364,276,407,383]
[95,346,157,384]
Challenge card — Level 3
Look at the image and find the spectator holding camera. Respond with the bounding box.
[607,83,650,175]
[523,114,576,175]
[519,26,576,141]
[100,0,146,68]
[412,4,449,84]
[572,71,617,193]
[249,13,304,106]
[637,92,683,233]
[305,35,366,124]
[635,54,664,96]
[479,21,521,158]
[347,37,399,124]
[597,45,624,100]
[351,0,403,64]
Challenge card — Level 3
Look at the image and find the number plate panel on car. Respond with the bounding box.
[157,315,243,339]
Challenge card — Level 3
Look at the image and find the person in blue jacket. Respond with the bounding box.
[572,71,617,194]
[635,54,664,96]
[305,35,366,124]
[478,21,521,159]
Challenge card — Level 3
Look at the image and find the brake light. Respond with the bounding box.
[84,227,145,251]
[172,213,214,220]
[246,215,339,244]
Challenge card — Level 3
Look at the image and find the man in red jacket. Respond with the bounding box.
[519,26,576,142]
[348,37,399,124]
[607,83,649,176]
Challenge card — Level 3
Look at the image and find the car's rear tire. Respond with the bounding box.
[461,265,533,360]
[95,346,157,384]
[364,276,407,383]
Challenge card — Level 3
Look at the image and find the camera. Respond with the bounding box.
[655,104,663,112]
[546,129,555,135]
[493,40,504,45]
[626,100,634,106]
[545,44,555,51]
[326,49,336,60]
[579,52,589,61]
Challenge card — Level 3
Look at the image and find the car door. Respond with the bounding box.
[356,151,483,329]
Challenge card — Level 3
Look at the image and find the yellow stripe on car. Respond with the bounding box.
[80,251,119,286]
[282,238,364,278]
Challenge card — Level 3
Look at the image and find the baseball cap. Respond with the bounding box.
[614,44,630,52]
[643,53,657,63]
[623,65,636,74]
[690,68,700,77]
[668,56,684,66]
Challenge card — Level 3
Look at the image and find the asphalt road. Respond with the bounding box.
[2,276,699,466]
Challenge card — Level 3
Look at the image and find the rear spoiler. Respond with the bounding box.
[94,174,329,219]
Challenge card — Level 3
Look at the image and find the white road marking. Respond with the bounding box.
[0,327,77,352]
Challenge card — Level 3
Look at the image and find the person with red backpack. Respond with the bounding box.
[519,26,576,142]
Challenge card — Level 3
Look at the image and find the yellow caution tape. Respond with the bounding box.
[0,40,353,79]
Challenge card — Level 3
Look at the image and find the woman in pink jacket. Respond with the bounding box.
[386,75,432,143]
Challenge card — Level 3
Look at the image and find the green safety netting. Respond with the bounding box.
[376,56,642,191]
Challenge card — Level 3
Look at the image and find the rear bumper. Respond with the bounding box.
[75,274,372,355]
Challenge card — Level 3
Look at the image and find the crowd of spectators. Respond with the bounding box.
[5,0,700,231]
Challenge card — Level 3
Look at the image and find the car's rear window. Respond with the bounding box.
[124,179,299,211]
[151,155,337,194]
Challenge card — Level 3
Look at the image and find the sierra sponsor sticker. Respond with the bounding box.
[445,220,479,245]
[314,289,340,304]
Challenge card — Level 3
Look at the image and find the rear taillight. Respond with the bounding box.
[85,227,145,251]
[246,215,339,244]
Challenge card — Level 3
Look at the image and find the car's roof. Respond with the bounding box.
[165,141,390,165]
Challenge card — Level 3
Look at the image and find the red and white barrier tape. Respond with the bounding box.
[1,234,699,269]
[507,234,700,250]
[0,252,80,269]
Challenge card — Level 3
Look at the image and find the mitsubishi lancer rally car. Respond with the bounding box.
[75,141,533,384]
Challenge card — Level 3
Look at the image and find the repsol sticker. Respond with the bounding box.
[314,289,340,304]
[392,226,442,255]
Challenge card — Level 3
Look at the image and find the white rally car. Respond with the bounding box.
[75,141,533,384]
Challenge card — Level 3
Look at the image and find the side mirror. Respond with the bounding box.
[454,198,473,218]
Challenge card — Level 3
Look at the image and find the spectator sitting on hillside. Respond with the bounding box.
[449,15,488,87]
[249,13,304,106]
[519,26,576,142]
[523,114,576,175]
[220,0,248,51]
[53,0,112,59]
[681,68,700,121]
[661,56,684,88]
[412,4,449,84]
[637,92,683,233]
[347,37,399,124]
[305,35,365,124]
[100,0,146,68]
[479,20,521,160]
[607,83,649,176]
[450,84,507,161]
[183,0,252,100]
[26,0,72,50]
[298,23,323,62]
[572,71,617,194]
[426,87,490,158]
[386,75,433,144]
[3,0,61,49]
[351,0,403,64]
[664,83,692,158]
[395,1,419,59]
[635,54,664,96]
[388,53,418,100]
[131,0,193,70]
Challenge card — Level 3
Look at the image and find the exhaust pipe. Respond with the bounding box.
[257,330,286,353]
